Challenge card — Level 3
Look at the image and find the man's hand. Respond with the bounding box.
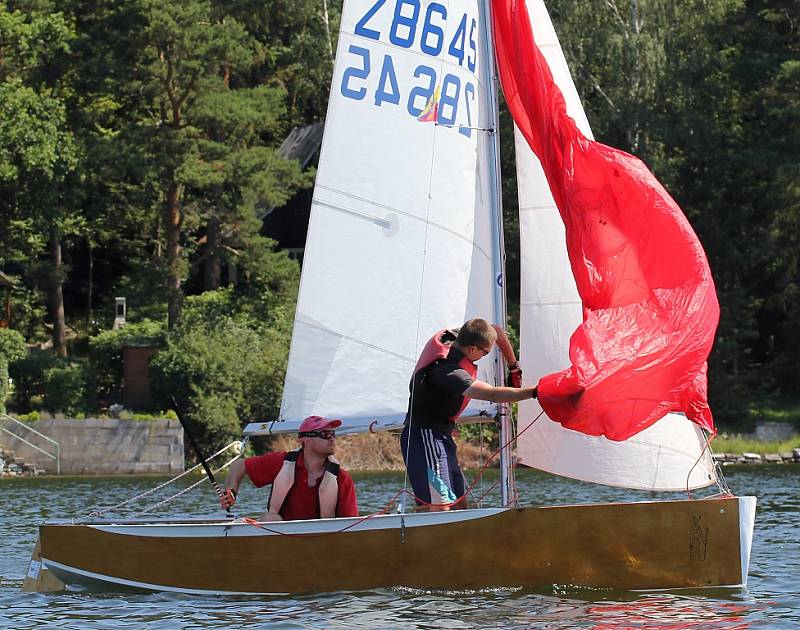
[507,362,523,388]
[220,487,237,510]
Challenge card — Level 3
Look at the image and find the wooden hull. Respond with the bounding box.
[39,496,756,594]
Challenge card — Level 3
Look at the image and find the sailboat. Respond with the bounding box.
[29,0,755,594]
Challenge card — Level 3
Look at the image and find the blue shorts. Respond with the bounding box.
[401,425,465,506]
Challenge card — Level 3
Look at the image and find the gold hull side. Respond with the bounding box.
[40,497,744,593]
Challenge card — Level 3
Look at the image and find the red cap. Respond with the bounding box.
[298,415,342,433]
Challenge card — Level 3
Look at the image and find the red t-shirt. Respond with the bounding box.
[244,451,358,521]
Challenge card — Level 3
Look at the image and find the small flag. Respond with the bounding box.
[417,86,441,122]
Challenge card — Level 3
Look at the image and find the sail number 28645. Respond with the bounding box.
[354,0,476,69]
[340,0,480,138]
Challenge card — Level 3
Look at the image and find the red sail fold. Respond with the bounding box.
[491,0,719,440]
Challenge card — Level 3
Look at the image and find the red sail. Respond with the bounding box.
[491,0,719,440]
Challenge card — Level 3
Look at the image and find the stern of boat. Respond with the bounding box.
[738,496,757,587]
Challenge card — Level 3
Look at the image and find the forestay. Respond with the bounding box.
[513,0,716,490]
[246,0,504,437]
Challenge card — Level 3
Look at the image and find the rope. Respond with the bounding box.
[239,410,545,538]
[85,441,241,518]
[139,459,236,515]
[706,432,732,496]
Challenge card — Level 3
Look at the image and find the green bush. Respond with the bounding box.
[88,320,166,404]
[0,328,27,414]
[42,360,91,416]
[150,297,291,453]
[15,410,40,422]
[185,394,241,455]
[8,350,60,411]
[0,328,26,362]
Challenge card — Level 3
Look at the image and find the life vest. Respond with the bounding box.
[267,450,340,519]
[415,329,478,420]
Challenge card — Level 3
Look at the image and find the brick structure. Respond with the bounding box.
[123,345,159,409]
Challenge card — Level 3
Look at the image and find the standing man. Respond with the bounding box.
[220,416,358,521]
[402,318,537,510]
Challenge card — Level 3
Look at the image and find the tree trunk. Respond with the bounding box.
[48,223,67,357]
[204,216,222,291]
[86,241,93,331]
[165,183,183,330]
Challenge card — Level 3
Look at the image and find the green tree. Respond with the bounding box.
[98,0,309,329]
[0,328,26,414]
[0,4,80,356]
[150,279,296,453]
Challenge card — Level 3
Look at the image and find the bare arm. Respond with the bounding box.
[491,325,518,366]
[463,379,536,402]
[222,458,248,494]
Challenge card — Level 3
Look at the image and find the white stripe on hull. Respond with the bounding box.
[43,560,287,595]
[67,508,506,538]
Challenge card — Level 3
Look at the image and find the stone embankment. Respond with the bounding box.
[713,449,800,466]
[1,418,184,476]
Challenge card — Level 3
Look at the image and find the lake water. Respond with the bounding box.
[1,465,798,628]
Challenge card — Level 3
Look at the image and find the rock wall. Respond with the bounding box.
[754,421,797,442]
[0,418,183,474]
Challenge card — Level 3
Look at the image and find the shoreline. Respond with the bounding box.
[2,429,799,477]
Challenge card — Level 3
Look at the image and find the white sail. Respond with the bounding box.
[269,0,501,432]
[514,0,716,491]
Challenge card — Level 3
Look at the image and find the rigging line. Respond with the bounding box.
[705,432,732,496]
[509,412,520,505]
[434,123,495,132]
[686,430,722,498]
[138,459,237,516]
[85,442,241,518]
[479,417,484,507]
[241,412,548,540]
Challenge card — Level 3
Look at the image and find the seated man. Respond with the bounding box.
[219,415,358,521]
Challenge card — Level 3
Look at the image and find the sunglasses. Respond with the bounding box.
[298,429,336,439]
[474,345,491,357]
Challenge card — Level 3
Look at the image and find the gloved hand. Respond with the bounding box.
[220,487,237,510]
[507,362,523,388]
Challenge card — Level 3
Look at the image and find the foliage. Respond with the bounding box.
[456,422,499,448]
[0,3,82,357]
[147,272,296,453]
[41,359,92,416]
[0,328,26,414]
[88,320,166,404]
[116,409,179,421]
[0,329,26,363]
[150,308,291,452]
[14,410,40,422]
[7,349,57,411]
[0,0,797,433]
[711,434,800,455]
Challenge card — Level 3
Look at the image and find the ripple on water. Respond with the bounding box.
[1,466,799,629]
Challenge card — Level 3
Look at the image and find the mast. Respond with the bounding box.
[481,0,514,507]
